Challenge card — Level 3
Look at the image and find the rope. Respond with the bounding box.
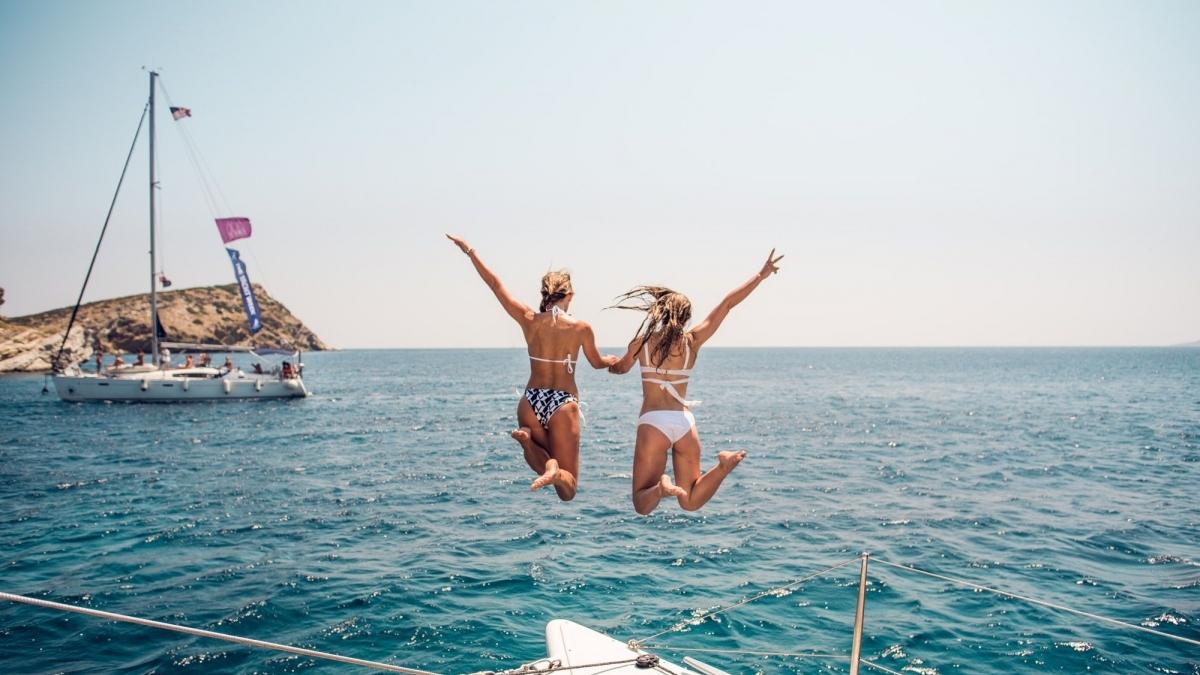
[156,75,277,307]
[633,557,860,646]
[485,657,640,675]
[52,102,149,371]
[0,591,438,674]
[859,659,906,675]
[157,78,227,218]
[642,644,846,660]
[872,558,1200,649]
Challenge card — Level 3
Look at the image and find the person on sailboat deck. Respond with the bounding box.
[607,249,784,515]
[447,234,619,501]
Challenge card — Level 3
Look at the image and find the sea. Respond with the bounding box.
[1,348,1197,674]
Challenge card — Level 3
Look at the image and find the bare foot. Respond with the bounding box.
[718,450,747,472]
[531,458,561,491]
[660,474,688,499]
[511,427,533,451]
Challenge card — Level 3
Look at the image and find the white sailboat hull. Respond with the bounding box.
[53,369,308,402]
[544,620,693,675]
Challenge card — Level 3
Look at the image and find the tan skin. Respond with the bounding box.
[609,249,784,515]
[447,234,618,501]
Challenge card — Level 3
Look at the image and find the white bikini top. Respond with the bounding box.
[640,339,700,408]
[528,305,577,374]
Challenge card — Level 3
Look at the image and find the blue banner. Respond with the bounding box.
[226,248,263,334]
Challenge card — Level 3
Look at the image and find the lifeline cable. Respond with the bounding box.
[873,557,1200,648]
[632,556,861,647]
[0,591,438,674]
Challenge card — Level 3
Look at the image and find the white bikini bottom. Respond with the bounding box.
[637,410,696,444]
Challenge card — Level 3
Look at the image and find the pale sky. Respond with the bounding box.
[2,1,1197,347]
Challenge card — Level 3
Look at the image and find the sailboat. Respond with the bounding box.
[51,71,309,402]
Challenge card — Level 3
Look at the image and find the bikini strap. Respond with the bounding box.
[641,377,701,408]
[529,353,576,374]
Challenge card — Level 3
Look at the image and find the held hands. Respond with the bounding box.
[607,356,632,374]
[602,354,620,368]
[446,234,473,255]
[759,248,784,278]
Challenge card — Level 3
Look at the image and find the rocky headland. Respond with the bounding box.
[0,284,328,373]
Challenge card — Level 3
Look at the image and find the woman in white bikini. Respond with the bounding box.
[608,249,784,515]
[448,235,617,501]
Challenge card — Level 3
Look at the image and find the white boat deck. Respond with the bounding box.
[543,620,698,675]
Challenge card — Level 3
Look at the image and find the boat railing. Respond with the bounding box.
[3,552,1197,674]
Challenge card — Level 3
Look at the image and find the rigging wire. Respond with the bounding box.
[0,591,438,674]
[632,556,860,647]
[638,645,846,660]
[156,78,223,218]
[859,659,906,675]
[158,78,234,214]
[51,102,149,370]
[7,552,1197,674]
[155,75,278,318]
[872,558,1200,649]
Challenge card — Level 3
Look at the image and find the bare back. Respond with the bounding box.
[523,310,588,393]
[637,332,699,413]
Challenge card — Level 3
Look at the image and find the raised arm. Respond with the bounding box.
[689,248,784,348]
[578,322,619,369]
[446,234,534,325]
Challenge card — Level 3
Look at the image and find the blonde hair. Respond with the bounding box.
[610,286,692,367]
[540,270,573,312]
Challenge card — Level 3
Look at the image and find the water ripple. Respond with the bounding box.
[1,348,1198,673]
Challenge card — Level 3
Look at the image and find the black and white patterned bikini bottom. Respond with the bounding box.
[523,388,578,429]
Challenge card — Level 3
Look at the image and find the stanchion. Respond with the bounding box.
[849,552,869,675]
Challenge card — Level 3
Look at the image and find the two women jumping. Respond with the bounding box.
[449,234,782,514]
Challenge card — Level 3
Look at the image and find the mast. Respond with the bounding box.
[149,70,159,366]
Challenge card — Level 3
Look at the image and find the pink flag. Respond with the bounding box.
[215,217,252,243]
[170,106,192,120]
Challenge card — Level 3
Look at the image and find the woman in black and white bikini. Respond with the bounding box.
[447,235,618,501]
[608,249,784,515]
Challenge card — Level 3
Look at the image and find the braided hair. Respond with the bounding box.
[610,286,692,368]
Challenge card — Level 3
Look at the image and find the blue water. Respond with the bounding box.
[1,348,1197,674]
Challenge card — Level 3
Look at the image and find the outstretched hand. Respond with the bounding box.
[759,248,784,277]
[446,234,473,255]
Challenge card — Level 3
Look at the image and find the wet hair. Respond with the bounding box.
[540,270,574,312]
[609,286,692,368]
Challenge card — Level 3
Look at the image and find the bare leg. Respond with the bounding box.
[671,428,746,511]
[535,401,581,501]
[514,398,552,474]
[631,424,674,515]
